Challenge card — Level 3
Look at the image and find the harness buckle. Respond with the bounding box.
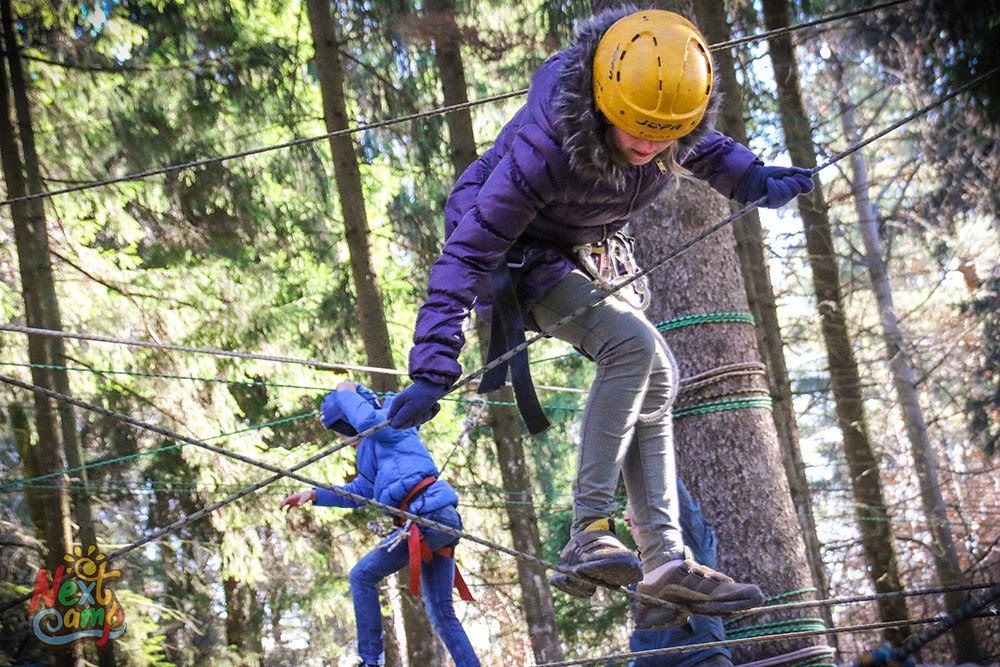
[573,232,651,311]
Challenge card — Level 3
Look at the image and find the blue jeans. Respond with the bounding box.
[349,505,480,666]
[630,479,730,666]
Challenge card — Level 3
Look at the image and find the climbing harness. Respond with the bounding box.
[574,232,651,311]
[391,476,475,602]
[480,233,650,433]
[478,247,552,435]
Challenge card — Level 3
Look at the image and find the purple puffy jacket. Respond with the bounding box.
[408,5,761,387]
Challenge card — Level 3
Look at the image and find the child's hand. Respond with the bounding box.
[280,489,316,511]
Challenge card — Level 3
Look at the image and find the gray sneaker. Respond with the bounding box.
[549,521,642,597]
[636,559,764,615]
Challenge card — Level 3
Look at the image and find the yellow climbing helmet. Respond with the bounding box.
[593,10,713,141]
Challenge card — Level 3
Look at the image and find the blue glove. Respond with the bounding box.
[734,164,814,208]
[387,379,449,429]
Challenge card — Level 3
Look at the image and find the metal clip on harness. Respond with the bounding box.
[574,232,651,311]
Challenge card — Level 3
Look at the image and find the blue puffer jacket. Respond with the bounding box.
[408,4,762,387]
[312,385,459,515]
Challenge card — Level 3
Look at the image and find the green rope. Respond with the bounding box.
[673,396,772,419]
[725,587,822,630]
[0,411,316,490]
[724,617,828,640]
[655,312,755,332]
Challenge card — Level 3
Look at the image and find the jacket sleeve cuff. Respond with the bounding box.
[313,487,357,508]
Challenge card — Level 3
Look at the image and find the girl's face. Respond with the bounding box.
[610,126,676,165]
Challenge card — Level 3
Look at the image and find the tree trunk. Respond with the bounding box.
[636,179,828,663]
[830,55,981,661]
[305,0,396,395]
[305,2,441,662]
[224,576,264,667]
[761,0,911,646]
[1,0,108,627]
[424,0,565,659]
[692,0,835,643]
[0,7,79,665]
[9,403,47,541]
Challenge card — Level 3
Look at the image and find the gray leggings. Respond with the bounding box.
[529,270,684,571]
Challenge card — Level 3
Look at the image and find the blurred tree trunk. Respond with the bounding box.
[0,4,81,665]
[426,0,565,660]
[9,403,47,540]
[305,2,436,663]
[692,0,834,643]
[224,576,264,667]
[830,54,981,661]
[761,0,911,646]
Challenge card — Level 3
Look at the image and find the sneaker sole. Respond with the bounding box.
[550,572,596,598]
[642,583,764,615]
[573,555,643,587]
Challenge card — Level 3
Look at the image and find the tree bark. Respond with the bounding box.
[637,179,828,663]
[224,576,264,667]
[830,54,981,661]
[305,0,397,396]
[0,6,79,665]
[761,0,911,646]
[425,0,564,659]
[692,0,834,643]
[305,2,440,662]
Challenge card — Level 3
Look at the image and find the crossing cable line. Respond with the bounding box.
[3,372,997,650]
[0,69,994,609]
[0,0,917,210]
[1,61,994,660]
[0,326,588,395]
[534,610,1000,667]
[0,374,692,619]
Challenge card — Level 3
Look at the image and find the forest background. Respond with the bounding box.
[0,0,998,665]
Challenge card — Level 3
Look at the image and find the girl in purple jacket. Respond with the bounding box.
[282,382,479,667]
[387,6,813,629]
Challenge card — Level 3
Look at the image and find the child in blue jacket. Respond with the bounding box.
[281,381,479,667]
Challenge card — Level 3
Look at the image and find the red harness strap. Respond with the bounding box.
[396,476,475,602]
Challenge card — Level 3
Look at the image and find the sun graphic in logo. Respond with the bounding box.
[63,544,121,583]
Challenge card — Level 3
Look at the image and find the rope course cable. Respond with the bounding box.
[0,374,697,620]
[2,13,996,664]
[0,327,588,395]
[8,370,993,635]
[534,612,1000,667]
[0,0,918,210]
[1,65,994,615]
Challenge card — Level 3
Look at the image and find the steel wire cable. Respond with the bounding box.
[1,45,995,664]
[0,374,690,618]
[3,371,997,653]
[0,0,917,210]
[535,611,1000,667]
[1,70,994,608]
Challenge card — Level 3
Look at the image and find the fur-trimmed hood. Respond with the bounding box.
[552,4,723,188]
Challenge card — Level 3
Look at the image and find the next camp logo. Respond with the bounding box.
[29,545,127,647]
